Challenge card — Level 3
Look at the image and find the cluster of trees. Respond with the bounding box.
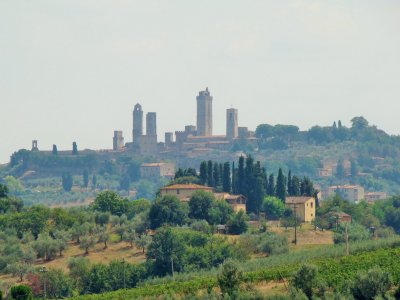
[149,191,248,234]
[0,186,252,297]
[290,264,396,300]
[173,156,316,215]
[313,195,400,244]
[255,117,400,153]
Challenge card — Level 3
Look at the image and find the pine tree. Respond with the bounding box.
[200,161,208,185]
[207,160,214,187]
[276,168,286,202]
[267,174,275,196]
[222,162,231,193]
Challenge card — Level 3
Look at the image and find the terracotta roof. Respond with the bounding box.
[332,212,351,217]
[141,163,167,167]
[160,184,214,190]
[286,196,314,204]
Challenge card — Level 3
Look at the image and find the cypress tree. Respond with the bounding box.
[52,144,58,155]
[199,161,208,185]
[83,170,89,188]
[276,168,286,202]
[207,160,214,187]
[301,177,314,196]
[267,174,275,196]
[287,170,292,196]
[219,163,223,183]
[222,162,231,193]
[291,175,300,196]
[213,162,220,188]
[72,142,78,155]
[244,155,255,212]
[336,158,345,179]
[232,162,238,194]
[238,156,245,195]
[253,161,265,214]
[92,174,97,190]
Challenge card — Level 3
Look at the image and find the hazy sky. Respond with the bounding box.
[1,1,400,163]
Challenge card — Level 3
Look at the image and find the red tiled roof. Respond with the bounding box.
[160,184,214,190]
[286,196,314,204]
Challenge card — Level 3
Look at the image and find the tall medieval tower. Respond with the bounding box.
[196,87,213,136]
[226,108,238,140]
[146,112,157,136]
[132,103,143,142]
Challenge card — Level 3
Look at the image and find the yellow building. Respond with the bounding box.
[285,196,315,223]
[159,184,246,212]
[214,193,247,212]
[159,184,214,202]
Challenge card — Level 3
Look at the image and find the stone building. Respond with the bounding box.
[327,185,365,203]
[164,132,174,148]
[31,140,39,151]
[196,88,213,137]
[286,196,316,223]
[112,131,124,151]
[140,163,175,181]
[160,184,214,201]
[226,108,238,140]
[159,183,247,212]
[132,103,143,143]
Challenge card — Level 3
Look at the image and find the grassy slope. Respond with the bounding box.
[70,236,400,299]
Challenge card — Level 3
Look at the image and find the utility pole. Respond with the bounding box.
[294,204,297,245]
[171,257,175,281]
[345,223,349,255]
[122,258,126,289]
[39,267,47,300]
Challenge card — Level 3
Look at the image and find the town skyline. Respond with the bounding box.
[1,1,400,163]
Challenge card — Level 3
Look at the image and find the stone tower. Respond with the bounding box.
[146,112,157,136]
[196,87,213,136]
[113,131,124,151]
[226,108,238,140]
[132,103,143,142]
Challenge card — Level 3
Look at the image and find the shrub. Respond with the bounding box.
[258,232,289,255]
[291,264,319,299]
[227,211,248,235]
[351,267,392,300]
[217,259,243,297]
[10,284,33,300]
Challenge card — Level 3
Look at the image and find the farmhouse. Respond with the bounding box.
[285,196,316,223]
[159,184,247,212]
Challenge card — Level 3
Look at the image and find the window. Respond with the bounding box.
[311,202,314,208]
[177,189,180,195]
